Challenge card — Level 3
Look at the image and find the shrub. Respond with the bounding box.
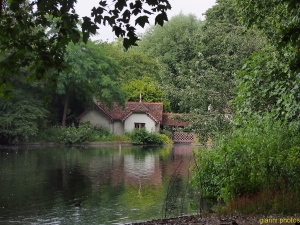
[160,133,173,144]
[61,123,94,144]
[129,128,170,145]
[191,113,300,213]
[0,89,48,144]
[33,126,64,142]
[34,123,129,144]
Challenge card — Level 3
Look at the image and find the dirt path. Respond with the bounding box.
[127,213,300,225]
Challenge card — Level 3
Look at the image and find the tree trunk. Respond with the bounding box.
[62,93,69,127]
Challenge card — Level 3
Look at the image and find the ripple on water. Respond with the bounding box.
[0,146,197,225]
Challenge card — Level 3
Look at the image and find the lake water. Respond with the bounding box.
[0,145,198,225]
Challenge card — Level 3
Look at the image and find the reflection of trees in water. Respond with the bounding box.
[161,145,198,218]
[162,160,190,218]
[124,154,155,178]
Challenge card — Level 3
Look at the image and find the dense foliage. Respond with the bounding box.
[140,1,265,142]
[33,123,129,144]
[57,41,126,126]
[128,128,171,145]
[140,14,203,112]
[234,45,300,123]
[0,0,171,97]
[102,40,163,82]
[0,87,48,143]
[191,114,300,213]
[102,41,171,111]
[236,0,300,73]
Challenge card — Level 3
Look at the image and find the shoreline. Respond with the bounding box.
[0,142,203,148]
[126,213,300,225]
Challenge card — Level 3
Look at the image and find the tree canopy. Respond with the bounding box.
[102,40,163,83]
[139,1,265,141]
[234,0,300,124]
[0,84,48,143]
[139,13,203,111]
[0,0,171,97]
[236,0,300,72]
[57,40,126,127]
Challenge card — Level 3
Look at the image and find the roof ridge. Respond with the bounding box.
[96,103,113,121]
[132,101,149,112]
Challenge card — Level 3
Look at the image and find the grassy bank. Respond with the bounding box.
[29,123,171,145]
[191,114,300,214]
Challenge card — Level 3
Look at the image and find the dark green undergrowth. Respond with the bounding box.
[31,123,129,145]
[191,113,300,214]
[31,123,171,145]
[127,128,172,145]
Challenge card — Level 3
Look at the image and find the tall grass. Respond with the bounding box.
[127,128,172,145]
[190,113,300,214]
[32,123,129,144]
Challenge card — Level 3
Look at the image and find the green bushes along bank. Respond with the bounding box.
[191,114,300,214]
[30,123,171,145]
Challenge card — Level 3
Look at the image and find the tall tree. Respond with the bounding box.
[236,0,300,73]
[122,76,171,112]
[234,0,300,124]
[0,0,171,97]
[140,0,266,141]
[57,41,126,127]
[0,83,48,144]
[102,40,163,83]
[140,13,204,111]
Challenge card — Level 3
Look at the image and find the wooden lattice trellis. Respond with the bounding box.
[173,132,194,143]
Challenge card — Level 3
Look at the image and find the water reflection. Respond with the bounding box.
[0,145,197,225]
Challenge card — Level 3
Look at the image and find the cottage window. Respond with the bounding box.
[135,123,145,129]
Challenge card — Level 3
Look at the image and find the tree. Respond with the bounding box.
[139,13,204,111]
[204,0,239,26]
[122,76,171,112]
[57,41,126,127]
[102,40,163,83]
[234,0,300,124]
[0,0,171,97]
[234,44,300,124]
[236,0,300,72]
[0,85,48,144]
[140,13,203,75]
[140,0,266,141]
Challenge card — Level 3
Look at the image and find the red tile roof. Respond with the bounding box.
[78,102,187,127]
[162,113,187,126]
[96,101,164,123]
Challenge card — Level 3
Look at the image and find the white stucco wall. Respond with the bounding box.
[79,109,111,131]
[113,121,124,136]
[155,122,160,133]
[124,113,157,133]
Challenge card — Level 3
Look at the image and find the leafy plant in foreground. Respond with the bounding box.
[128,128,171,145]
[191,113,300,213]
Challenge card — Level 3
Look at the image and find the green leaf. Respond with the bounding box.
[155,11,168,26]
[135,15,149,27]
[115,0,127,11]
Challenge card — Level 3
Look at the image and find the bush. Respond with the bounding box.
[160,133,173,144]
[129,128,171,145]
[32,126,64,142]
[0,89,48,144]
[61,123,94,144]
[34,123,127,144]
[191,113,300,212]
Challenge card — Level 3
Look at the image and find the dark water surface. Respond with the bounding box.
[0,145,198,225]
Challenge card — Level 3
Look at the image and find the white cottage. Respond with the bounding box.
[77,101,164,135]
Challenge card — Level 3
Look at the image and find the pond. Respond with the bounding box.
[0,145,199,225]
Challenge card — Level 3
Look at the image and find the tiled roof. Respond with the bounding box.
[162,113,187,126]
[97,101,163,123]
